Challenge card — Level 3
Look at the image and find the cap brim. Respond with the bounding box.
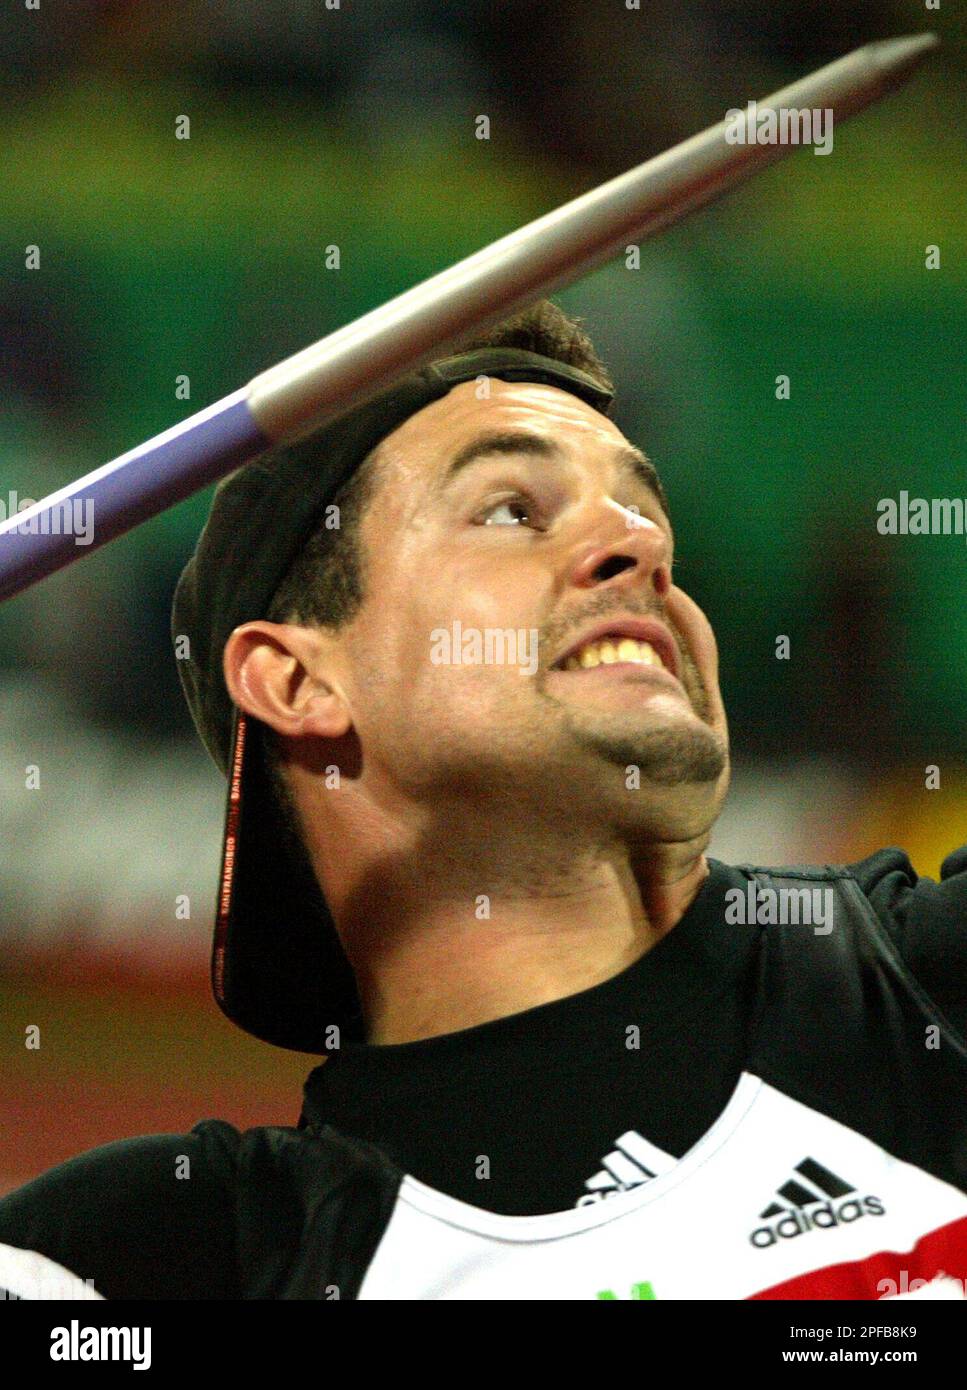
[212,708,365,1051]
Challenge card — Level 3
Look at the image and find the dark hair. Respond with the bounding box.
[262,299,615,841]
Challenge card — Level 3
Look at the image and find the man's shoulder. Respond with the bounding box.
[0,1118,399,1300]
[843,843,967,935]
[717,842,967,921]
[735,843,967,1040]
[845,844,967,1025]
[0,1121,249,1300]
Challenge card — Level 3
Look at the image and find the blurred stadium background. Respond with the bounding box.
[1,1,965,1194]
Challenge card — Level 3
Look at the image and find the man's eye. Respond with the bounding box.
[479,496,539,528]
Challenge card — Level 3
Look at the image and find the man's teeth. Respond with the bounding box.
[564,638,664,671]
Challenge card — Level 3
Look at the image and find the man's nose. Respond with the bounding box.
[569,505,672,599]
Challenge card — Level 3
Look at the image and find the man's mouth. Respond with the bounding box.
[551,617,680,679]
[561,637,664,672]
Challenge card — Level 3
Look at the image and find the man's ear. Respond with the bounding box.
[222,621,352,740]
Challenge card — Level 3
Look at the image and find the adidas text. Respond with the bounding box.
[750,1195,885,1247]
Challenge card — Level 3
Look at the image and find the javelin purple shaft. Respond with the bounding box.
[0,34,937,602]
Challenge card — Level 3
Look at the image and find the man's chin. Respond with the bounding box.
[572,717,728,787]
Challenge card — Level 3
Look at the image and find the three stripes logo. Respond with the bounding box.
[749,1157,885,1248]
[576,1131,676,1207]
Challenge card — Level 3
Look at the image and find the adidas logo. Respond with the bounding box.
[749,1157,885,1248]
[576,1130,676,1208]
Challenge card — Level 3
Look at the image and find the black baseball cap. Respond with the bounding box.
[172,346,615,1051]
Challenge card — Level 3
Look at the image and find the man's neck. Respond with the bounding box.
[340,846,712,1046]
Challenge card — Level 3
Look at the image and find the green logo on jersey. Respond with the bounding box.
[596,1281,656,1300]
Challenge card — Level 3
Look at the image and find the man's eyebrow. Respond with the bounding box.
[441,429,668,511]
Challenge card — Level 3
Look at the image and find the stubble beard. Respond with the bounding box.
[569,717,727,786]
[545,649,727,788]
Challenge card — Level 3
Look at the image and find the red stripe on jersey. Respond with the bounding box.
[748,1213,967,1300]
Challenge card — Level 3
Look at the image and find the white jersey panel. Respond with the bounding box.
[357,1074,967,1301]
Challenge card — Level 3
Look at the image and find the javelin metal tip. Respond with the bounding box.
[868,33,940,86]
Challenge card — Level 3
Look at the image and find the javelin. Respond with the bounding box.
[0,33,937,601]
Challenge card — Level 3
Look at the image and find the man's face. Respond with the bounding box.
[334,378,729,842]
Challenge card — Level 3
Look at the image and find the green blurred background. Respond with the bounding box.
[1,1,965,1192]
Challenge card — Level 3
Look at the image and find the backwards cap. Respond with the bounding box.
[172,346,615,1051]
